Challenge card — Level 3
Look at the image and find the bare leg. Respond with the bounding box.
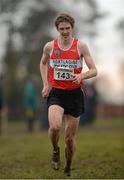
[48,105,64,169]
[64,115,79,176]
[48,105,64,150]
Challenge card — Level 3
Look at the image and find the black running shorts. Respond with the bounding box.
[47,87,84,118]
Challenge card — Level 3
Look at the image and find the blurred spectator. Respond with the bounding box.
[40,98,49,130]
[80,81,98,126]
[23,75,39,133]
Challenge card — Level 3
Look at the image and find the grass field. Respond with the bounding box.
[0,118,124,179]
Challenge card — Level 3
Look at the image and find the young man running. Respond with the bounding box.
[40,13,97,176]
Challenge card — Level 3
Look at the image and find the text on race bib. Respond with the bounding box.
[54,67,74,81]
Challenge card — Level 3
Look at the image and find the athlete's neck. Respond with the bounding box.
[58,36,73,49]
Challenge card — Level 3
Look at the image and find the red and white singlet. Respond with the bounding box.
[49,38,83,90]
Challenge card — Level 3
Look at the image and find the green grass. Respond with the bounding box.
[0,118,124,179]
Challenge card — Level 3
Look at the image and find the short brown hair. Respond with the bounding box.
[54,13,75,29]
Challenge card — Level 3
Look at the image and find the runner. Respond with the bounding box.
[40,13,97,176]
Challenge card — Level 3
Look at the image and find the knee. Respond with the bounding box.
[50,125,61,133]
[65,135,74,146]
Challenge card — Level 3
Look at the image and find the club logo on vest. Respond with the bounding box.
[54,50,61,56]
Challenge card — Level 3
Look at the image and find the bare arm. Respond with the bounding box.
[40,42,52,97]
[73,41,97,84]
[80,42,97,79]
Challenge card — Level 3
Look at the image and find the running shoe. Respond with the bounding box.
[64,166,71,176]
[51,147,60,170]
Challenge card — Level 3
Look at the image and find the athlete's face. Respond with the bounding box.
[57,22,73,40]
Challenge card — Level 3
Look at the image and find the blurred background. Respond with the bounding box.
[0,0,124,134]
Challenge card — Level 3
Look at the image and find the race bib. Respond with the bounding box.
[54,67,74,81]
